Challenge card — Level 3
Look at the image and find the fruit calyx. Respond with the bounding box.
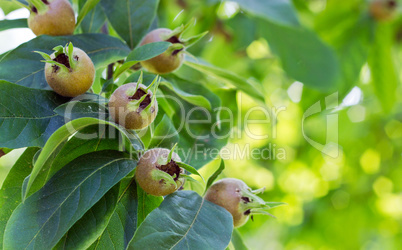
[29,0,50,14]
[35,42,78,73]
[153,144,182,186]
[125,72,159,113]
[161,19,208,52]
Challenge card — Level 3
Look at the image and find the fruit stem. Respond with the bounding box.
[28,0,49,14]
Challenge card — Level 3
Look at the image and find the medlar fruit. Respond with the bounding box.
[369,0,397,21]
[205,178,285,228]
[135,148,184,196]
[108,74,158,130]
[28,0,75,36]
[36,43,95,97]
[139,21,207,74]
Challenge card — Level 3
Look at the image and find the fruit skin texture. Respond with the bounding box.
[28,0,76,36]
[45,47,95,97]
[369,0,397,21]
[204,178,251,227]
[135,148,184,196]
[108,83,158,130]
[139,28,184,74]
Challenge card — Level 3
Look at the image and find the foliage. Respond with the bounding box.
[0,0,401,249]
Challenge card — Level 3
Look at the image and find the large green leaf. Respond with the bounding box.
[54,101,109,120]
[88,179,139,250]
[136,184,163,227]
[24,117,143,198]
[232,0,299,27]
[0,148,39,247]
[128,191,233,249]
[79,0,106,33]
[258,19,340,92]
[54,184,120,249]
[101,0,159,49]
[148,114,179,149]
[160,76,232,168]
[368,23,398,113]
[184,60,265,103]
[0,34,130,89]
[0,81,68,149]
[0,18,27,31]
[3,150,137,250]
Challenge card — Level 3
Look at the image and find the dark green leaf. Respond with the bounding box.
[368,23,397,113]
[79,0,106,33]
[24,117,143,198]
[54,101,108,120]
[184,59,265,103]
[232,0,300,27]
[54,184,120,250]
[0,34,130,89]
[128,191,233,249]
[0,81,68,149]
[0,148,39,246]
[3,150,137,249]
[101,0,159,49]
[0,18,27,31]
[148,114,179,149]
[126,41,171,62]
[136,184,163,227]
[88,179,139,250]
[258,19,340,92]
[77,0,101,27]
[205,159,225,192]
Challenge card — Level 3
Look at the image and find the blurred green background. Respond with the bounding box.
[1,0,402,249]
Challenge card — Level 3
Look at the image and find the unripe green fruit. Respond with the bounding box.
[28,0,75,36]
[45,47,95,97]
[135,148,184,196]
[140,28,185,74]
[108,83,158,130]
[369,0,397,21]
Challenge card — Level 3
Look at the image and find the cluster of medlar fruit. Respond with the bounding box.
[28,0,75,36]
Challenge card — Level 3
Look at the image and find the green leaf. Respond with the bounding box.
[148,114,179,149]
[368,23,397,113]
[53,184,120,250]
[101,0,159,49]
[3,150,137,250]
[0,2,25,15]
[161,79,212,110]
[184,59,265,103]
[136,184,163,227]
[88,179,139,250]
[79,0,106,33]
[77,0,101,27]
[128,191,233,249]
[0,148,39,246]
[258,19,340,92]
[0,81,69,149]
[0,34,130,89]
[176,162,204,181]
[160,76,233,169]
[0,18,28,31]
[205,159,225,192]
[231,229,249,250]
[126,41,171,62]
[232,0,300,27]
[54,101,108,120]
[114,41,171,78]
[24,117,143,198]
